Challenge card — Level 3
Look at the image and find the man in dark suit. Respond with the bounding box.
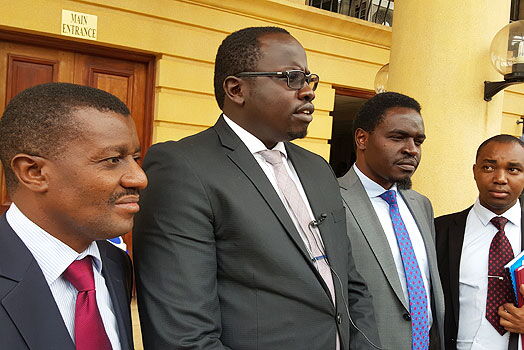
[339,92,445,350]
[436,134,524,350]
[0,82,147,349]
[133,26,379,350]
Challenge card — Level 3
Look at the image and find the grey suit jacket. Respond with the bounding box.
[133,116,380,350]
[0,214,134,350]
[339,167,445,350]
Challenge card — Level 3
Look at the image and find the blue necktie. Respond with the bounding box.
[380,190,429,350]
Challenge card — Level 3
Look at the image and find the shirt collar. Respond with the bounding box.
[472,198,521,227]
[353,164,398,198]
[223,114,288,157]
[5,203,103,285]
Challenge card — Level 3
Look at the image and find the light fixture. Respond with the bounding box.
[374,63,389,93]
[485,20,524,101]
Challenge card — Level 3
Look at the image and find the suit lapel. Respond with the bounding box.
[97,242,132,350]
[213,117,316,274]
[339,169,409,310]
[0,216,74,349]
[447,209,469,327]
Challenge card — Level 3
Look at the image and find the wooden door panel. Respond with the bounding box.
[0,40,76,114]
[6,55,58,101]
[93,73,133,105]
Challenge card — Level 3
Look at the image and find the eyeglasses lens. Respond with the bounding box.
[287,71,318,91]
[288,71,305,90]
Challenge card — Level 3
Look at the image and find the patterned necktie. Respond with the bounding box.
[63,256,112,350]
[380,190,429,350]
[486,216,513,335]
[259,150,336,298]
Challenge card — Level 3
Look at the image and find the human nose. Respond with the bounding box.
[403,139,420,157]
[297,83,315,102]
[493,169,508,184]
[122,158,148,190]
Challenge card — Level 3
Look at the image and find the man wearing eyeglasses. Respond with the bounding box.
[134,26,379,350]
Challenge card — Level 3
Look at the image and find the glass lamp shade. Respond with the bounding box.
[374,63,389,93]
[490,20,524,77]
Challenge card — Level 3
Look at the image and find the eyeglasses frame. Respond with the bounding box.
[234,70,319,91]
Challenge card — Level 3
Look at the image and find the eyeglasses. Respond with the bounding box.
[235,70,319,91]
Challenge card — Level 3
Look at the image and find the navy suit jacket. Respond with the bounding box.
[0,214,134,350]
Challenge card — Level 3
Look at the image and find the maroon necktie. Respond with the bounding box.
[486,216,514,335]
[63,256,112,350]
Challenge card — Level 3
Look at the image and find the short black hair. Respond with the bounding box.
[214,26,290,109]
[0,82,130,191]
[475,134,524,161]
[353,92,421,133]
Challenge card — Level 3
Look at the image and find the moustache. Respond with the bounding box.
[395,157,419,167]
[108,189,140,204]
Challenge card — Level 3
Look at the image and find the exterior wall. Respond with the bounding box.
[0,0,522,212]
[0,0,390,160]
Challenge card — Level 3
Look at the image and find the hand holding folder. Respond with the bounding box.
[499,284,524,335]
[500,252,524,347]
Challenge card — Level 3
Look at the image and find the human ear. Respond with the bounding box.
[223,76,246,106]
[354,128,369,151]
[10,154,50,193]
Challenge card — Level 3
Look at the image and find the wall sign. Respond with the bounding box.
[61,10,97,41]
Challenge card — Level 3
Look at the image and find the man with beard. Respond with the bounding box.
[0,82,147,349]
[339,92,445,350]
[134,26,379,350]
[436,135,524,350]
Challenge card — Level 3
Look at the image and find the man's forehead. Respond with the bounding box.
[379,108,424,130]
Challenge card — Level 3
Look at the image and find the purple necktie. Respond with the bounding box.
[486,216,514,335]
[63,256,112,350]
[380,190,429,350]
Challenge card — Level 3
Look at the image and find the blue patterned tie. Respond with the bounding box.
[380,190,429,350]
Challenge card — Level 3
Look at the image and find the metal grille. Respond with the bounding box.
[308,0,394,26]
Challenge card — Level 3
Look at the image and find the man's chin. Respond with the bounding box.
[287,130,307,141]
[396,176,413,190]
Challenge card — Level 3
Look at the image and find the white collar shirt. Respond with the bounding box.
[5,203,122,350]
[457,199,521,350]
[353,164,432,325]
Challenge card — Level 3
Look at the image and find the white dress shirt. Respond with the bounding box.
[6,203,122,350]
[223,114,340,349]
[457,199,522,350]
[353,164,433,325]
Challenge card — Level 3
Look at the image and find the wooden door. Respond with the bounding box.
[0,36,154,255]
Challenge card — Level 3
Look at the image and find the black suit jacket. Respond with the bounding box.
[133,116,379,350]
[435,204,524,350]
[0,214,134,350]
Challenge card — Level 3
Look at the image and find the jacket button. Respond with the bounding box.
[336,314,342,324]
[403,313,411,321]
